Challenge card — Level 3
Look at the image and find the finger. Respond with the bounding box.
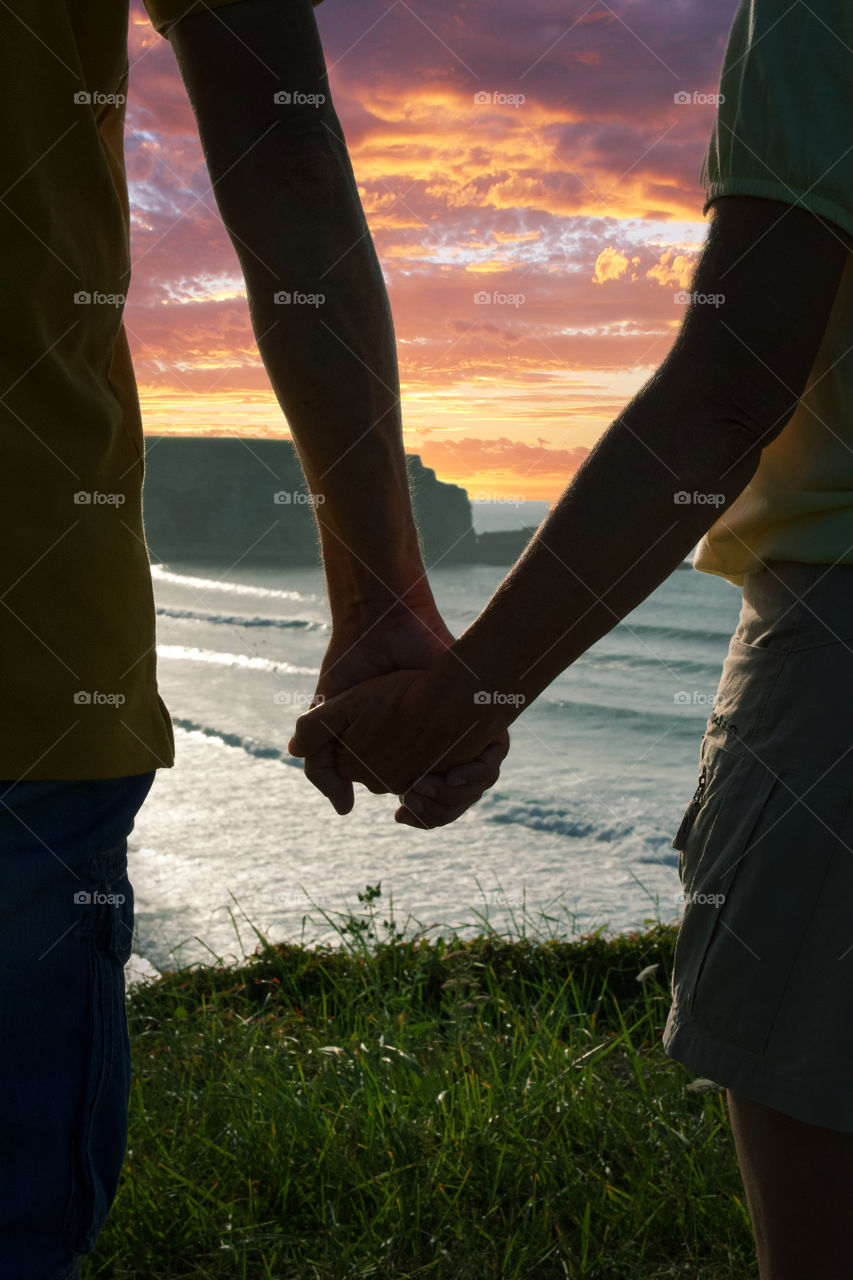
[288,691,349,757]
[445,736,509,787]
[406,768,498,810]
[394,740,508,829]
[331,740,396,793]
[303,744,354,815]
[394,780,490,827]
[393,795,469,828]
[409,747,504,802]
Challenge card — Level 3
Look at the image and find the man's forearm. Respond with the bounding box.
[169,0,432,626]
[242,188,428,624]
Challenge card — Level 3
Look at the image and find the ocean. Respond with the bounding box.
[130,526,743,976]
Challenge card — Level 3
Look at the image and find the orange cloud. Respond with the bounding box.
[592,247,641,283]
[125,0,724,497]
[645,246,701,289]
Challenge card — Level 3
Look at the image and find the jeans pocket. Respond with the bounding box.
[676,757,849,1055]
[106,867,135,968]
[63,854,134,1255]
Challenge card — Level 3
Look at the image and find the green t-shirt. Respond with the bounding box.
[0,0,322,779]
[693,0,853,585]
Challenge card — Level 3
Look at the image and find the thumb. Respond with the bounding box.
[288,689,352,758]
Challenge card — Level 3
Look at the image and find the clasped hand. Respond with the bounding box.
[287,614,509,828]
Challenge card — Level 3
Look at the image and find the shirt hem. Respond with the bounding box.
[703,178,853,242]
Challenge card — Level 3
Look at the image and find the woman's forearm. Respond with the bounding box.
[425,370,764,735]
[422,195,851,739]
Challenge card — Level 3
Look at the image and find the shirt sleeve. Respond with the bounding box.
[143,0,324,37]
[701,0,853,239]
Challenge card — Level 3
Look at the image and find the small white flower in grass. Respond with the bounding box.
[319,1046,344,1055]
[382,1043,422,1069]
[667,1126,692,1149]
[685,1077,723,1093]
[636,964,659,983]
[219,1212,234,1250]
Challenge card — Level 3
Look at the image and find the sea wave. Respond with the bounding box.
[485,799,679,860]
[156,644,320,676]
[615,620,735,645]
[579,651,721,677]
[151,564,321,604]
[156,606,328,631]
[171,717,303,766]
[536,696,711,734]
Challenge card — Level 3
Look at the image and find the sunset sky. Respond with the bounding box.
[126,0,735,498]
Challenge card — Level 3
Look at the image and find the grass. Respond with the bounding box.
[82,883,757,1280]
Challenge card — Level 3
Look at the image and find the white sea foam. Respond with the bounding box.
[156,643,320,676]
[156,606,327,630]
[151,563,320,603]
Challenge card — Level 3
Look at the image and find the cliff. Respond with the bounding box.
[141,435,479,568]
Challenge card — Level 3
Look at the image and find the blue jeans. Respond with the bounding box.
[0,772,156,1280]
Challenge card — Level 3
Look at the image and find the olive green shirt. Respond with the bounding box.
[693,0,853,586]
[0,0,320,779]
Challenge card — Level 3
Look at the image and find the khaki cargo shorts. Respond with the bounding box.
[662,560,853,1131]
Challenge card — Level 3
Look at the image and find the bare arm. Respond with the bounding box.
[438,195,853,719]
[167,0,432,624]
[166,0,510,820]
[291,195,852,793]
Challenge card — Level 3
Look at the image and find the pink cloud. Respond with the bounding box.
[125,0,733,491]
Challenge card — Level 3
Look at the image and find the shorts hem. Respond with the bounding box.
[662,1007,853,1132]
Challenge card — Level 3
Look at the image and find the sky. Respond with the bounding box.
[126,0,736,498]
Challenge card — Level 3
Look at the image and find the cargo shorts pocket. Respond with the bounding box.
[672,749,849,1057]
[63,849,134,1256]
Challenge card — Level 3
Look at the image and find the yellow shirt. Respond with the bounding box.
[692,0,853,587]
[0,0,320,779]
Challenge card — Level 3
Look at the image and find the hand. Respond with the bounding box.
[394,738,509,828]
[289,661,509,814]
[302,605,509,823]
